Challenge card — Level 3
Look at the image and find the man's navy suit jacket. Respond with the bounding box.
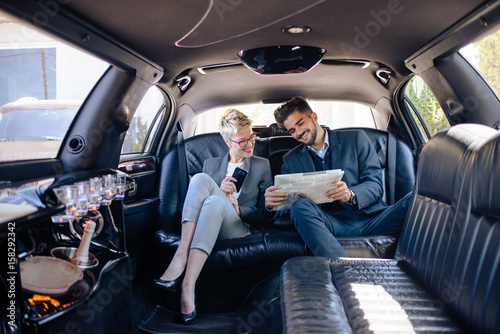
[281,129,387,218]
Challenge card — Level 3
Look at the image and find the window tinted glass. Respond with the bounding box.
[196,101,374,135]
[403,76,450,140]
[460,27,500,98]
[404,100,427,137]
[121,86,165,154]
[0,11,108,163]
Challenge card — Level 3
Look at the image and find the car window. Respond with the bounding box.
[196,101,375,135]
[460,27,500,98]
[403,76,450,140]
[121,86,165,154]
[0,12,109,163]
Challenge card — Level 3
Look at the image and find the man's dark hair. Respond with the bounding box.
[274,96,313,128]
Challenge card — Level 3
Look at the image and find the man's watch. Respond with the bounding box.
[348,190,357,205]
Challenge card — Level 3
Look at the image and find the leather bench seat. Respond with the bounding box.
[282,257,466,333]
[280,124,500,334]
[153,230,398,274]
[154,127,415,273]
[153,229,306,274]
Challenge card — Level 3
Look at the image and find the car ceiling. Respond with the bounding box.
[24,0,495,111]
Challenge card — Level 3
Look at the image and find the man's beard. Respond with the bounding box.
[299,126,317,146]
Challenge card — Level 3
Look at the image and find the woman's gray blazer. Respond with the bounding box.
[202,153,272,224]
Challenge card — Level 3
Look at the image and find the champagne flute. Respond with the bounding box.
[87,178,101,211]
[100,174,115,206]
[51,186,77,223]
[114,174,127,200]
[73,183,89,217]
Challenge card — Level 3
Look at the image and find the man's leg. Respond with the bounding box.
[361,192,413,236]
[290,199,349,258]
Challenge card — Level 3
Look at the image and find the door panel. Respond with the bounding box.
[118,156,159,253]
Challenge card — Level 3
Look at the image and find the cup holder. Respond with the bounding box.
[51,247,99,269]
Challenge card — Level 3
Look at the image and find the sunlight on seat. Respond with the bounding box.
[350,283,416,333]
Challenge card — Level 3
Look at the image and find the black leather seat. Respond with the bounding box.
[154,127,415,274]
[280,124,500,333]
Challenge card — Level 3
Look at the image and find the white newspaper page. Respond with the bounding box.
[273,169,344,211]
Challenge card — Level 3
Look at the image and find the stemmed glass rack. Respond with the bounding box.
[51,173,134,224]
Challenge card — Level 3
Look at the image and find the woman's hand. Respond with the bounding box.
[227,194,241,216]
[221,176,237,195]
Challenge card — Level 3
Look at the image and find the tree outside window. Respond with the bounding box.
[404,76,449,139]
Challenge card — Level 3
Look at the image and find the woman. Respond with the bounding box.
[154,109,272,324]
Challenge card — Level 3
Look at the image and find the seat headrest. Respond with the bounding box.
[269,123,290,136]
[185,133,228,175]
[471,130,500,219]
[268,136,300,153]
[417,124,497,204]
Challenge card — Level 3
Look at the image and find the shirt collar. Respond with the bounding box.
[307,128,329,158]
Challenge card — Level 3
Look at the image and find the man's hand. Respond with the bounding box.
[221,176,237,195]
[265,185,288,210]
[325,181,351,203]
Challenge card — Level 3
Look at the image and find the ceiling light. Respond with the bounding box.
[282,25,311,35]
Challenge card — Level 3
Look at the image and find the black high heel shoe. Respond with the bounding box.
[180,308,198,325]
[153,272,184,291]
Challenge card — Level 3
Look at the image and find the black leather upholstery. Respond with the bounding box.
[332,258,465,332]
[158,133,228,232]
[268,136,300,177]
[399,124,500,333]
[335,235,397,258]
[282,256,466,334]
[280,257,352,334]
[280,124,500,333]
[153,229,307,274]
[154,128,415,274]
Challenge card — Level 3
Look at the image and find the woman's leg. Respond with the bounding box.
[159,173,251,313]
[159,221,195,280]
[180,248,207,314]
[189,194,251,254]
[182,173,227,226]
[158,173,219,280]
[180,194,250,315]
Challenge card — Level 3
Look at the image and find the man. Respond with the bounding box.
[265,97,412,258]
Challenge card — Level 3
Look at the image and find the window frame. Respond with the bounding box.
[121,86,169,155]
[398,75,451,146]
[403,96,431,140]
[459,28,500,101]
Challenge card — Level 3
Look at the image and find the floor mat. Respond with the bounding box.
[138,273,282,334]
[138,305,242,334]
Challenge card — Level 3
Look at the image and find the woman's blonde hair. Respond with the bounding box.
[219,109,252,139]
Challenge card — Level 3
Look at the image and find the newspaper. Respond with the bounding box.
[273,169,344,211]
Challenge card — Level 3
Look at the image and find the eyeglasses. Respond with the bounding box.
[229,132,257,147]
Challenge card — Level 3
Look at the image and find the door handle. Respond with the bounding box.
[125,163,147,172]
